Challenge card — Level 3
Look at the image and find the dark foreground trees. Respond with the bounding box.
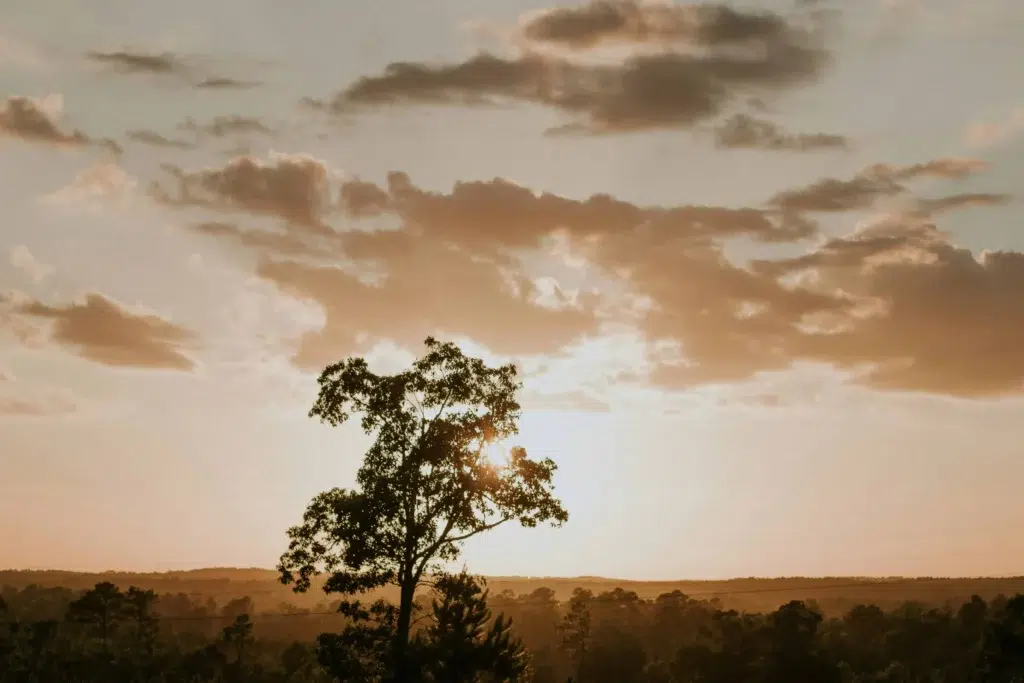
[277,337,568,681]
[316,571,530,682]
[4,579,1024,683]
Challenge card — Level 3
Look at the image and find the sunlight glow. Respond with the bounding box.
[484,440,511,468]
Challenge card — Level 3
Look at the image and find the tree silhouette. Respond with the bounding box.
[278,337,568,681]
[762,601,839,683]
[221,614,254,666]
[560,588,592,683]
[123,586,159,657]
[281,641,316,680]
[977,595,1024,683]
[316,598,401,681]
[416,571,530,683]
[66,581,125,650]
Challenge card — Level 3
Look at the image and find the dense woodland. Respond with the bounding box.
[7,341,1024,682]
[3,576,1024,682]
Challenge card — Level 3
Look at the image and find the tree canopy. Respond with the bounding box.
[277,337,568,679]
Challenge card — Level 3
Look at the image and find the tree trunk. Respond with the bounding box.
[392,578,417,682]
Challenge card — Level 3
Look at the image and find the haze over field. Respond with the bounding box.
[7,569,1024,617]
[2,0,1024,582]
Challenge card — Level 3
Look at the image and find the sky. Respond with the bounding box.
[1,0,1024,581]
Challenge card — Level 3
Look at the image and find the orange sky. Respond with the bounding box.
[2,0,1024,579]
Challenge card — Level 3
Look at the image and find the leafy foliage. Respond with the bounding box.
[277,338,568,677]
[415,572,530,683]
[3,580,1024,683]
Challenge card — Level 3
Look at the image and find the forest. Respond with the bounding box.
[5,339,1024,683]
[3,576,1024,682]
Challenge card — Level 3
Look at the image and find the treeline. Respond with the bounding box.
[3,579,1024,682]
[7,570,1024,616]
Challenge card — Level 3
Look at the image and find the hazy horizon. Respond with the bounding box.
[6,566,1024,583]
[3,0,1024,581]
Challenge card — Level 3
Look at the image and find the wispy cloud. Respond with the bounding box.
[712,113,849,152]
[966,107,1024,149]
[42,159,137,213]
[9,246,54,284]
[87,50,184,74]
[768,158,987,213]
[86,49,262,90]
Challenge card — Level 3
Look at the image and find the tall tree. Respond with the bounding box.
[278,337,568,681]
[123,587,159,657]
[66,582,125,651]
[417,572,530,683]
[560,589,593,683]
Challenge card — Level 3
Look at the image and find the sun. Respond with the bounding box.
[483,440,511,468]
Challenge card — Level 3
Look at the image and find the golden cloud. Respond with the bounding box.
[87,50,261,90]
[712,113,848,152]
[768,158,989,213]
[7,293,198,371]
[519,0,818,51]
[163,150,1021,397]
[320,2,830,134]
[153,154,336,231]
[258,233,600,367]
[0,95,89,147]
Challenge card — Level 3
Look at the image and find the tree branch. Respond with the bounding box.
[413,512,459,582]
[444,515,512,546]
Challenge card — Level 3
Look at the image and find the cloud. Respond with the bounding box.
[153,154,337,230]
[338,170,815,251]
[887,158,987,180]
[326,2,829,133]
[87,49,259,89]
[520,389,611,412]
[731,209,1024,397]
[768,158,988,213]
[914,192,1011,216]
[8,293,197,371]
[340,178,392,218]
[158,158,646,360]
[155,150,1023,397]
[164,156,814,256]
[966,107,1024,149]
[178,115,272,138]
[0,388,78,418]
[630,156,1017,396]
[0,95,89,146]
[9,246,53,283]
[634,241,850,387]
[43,159,137,212]
[0,371,79,418]
[258,232,601,368]
[127,129,196,149]
[769,226,1024,397]
[190,221,337,259]
[126,116,270,152]
[194,77,261,90]
[87,50,185,74]
[712,113,848,151]
[157,157,826,367]
[519,0,818,51]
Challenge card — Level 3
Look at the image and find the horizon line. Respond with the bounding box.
[3,567,1023,583]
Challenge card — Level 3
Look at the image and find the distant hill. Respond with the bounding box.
[3,569,1023,615]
